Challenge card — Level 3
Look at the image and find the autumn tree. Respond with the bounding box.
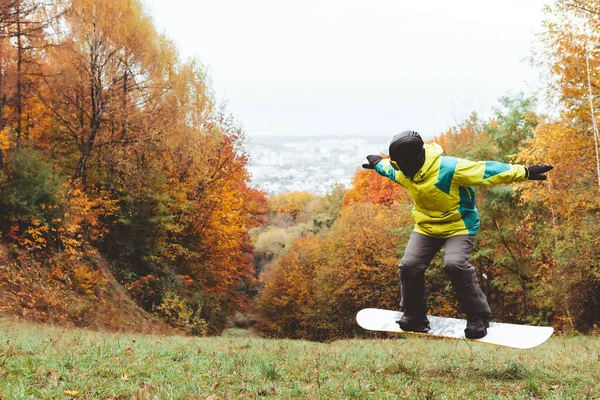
[0,0,269,334]
[256,171,412,340]
[267,191,320,227]
[304,202,410,339]
[307,183,345,231]
[255,236,324,337]
[535,0,600,185]
[37,0,176,184]
[344,163,411,207]
[521,0,600,330]
[0,1,62,149]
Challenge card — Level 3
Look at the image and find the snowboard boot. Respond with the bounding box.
[396,312,430,333]
[465,313,491,339]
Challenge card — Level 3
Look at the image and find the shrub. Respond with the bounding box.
[157,291,208,336]
[0,149,65,244]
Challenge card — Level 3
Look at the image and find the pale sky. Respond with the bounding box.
[147,0,550,139]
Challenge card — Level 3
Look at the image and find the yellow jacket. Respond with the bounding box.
[374,143,528,238]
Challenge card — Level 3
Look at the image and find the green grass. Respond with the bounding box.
[0,318,598,399]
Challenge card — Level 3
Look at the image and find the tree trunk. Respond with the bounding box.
[584,33,600,186]
[15,2,22,148]
[72,0,102,185]
[121,69,128,139]
[521,278,528,319]
[74,145,91,183]
[0,24,4,168]
[0,46,4,133]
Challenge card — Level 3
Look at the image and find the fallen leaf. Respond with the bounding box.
[121,374,129,381]
[63,390,79,396]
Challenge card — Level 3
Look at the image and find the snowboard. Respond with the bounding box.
[356,308,553,349]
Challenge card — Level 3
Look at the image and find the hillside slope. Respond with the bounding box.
[0,244,175,335]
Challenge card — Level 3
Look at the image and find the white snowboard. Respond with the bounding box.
[356,308,553,349]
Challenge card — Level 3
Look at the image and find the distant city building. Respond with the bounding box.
[246,135,389,195]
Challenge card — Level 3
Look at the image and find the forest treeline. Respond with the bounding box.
[0,0,599,338]
[253,1,600,340]
[0,0,268,334]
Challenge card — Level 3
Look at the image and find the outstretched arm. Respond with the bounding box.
[453,158,553,187]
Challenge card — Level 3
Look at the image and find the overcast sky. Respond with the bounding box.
[146,0,550,139]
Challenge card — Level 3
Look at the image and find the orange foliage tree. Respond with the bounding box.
[256,171,414,340]
[518,0,600,330]
[0,0,268,334]
[344,164,411,206]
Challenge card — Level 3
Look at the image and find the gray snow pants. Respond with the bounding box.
[399,232,491,316]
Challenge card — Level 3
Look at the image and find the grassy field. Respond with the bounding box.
[0,318,598,399]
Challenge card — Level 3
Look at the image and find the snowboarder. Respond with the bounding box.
[362,130,553,339]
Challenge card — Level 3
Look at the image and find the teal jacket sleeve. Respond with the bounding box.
[374,159,401,184]
[454,159,528,187]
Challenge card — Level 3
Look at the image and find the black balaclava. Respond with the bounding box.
[389,130,425,178]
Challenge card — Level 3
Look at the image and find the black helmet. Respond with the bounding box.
[389,130,425,177]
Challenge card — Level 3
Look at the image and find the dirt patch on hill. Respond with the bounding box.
[0,244,176,335]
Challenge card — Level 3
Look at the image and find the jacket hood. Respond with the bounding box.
[410,142,443,183]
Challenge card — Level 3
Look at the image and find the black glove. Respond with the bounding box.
[362,155,382,169]
[525,164,553,180]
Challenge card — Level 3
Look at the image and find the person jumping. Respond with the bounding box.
[362,130,553,339]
